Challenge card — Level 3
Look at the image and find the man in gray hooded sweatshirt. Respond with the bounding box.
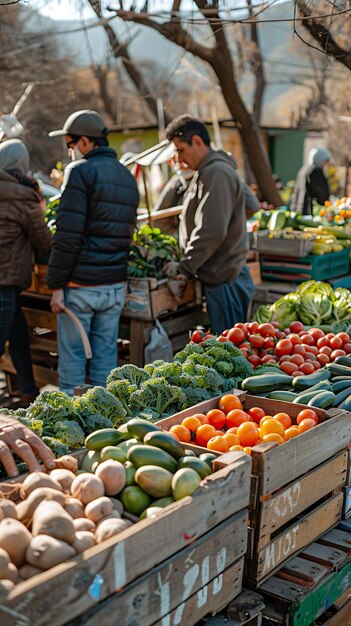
[165,115,254,334]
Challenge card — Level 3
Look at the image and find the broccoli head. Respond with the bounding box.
[184,352,216,369]
[231,357,254,381]
[220,377,241,392]
[106,364,150,388]
[16,416,43,437]
[182,363,222,392]
[174,343,203,363]
[106,380,136,416]
[82,413,114,433]
[214,361,234,377]
[74,386,127,427]
[130,379,186,418]
[31,391,77,417]
[213,341,243,358]
[144,360,168,376]
[42,436,69,457]
[182,386,212,408]
[151,362,184,386]
[27,402,68,425]
[50,420,85,448]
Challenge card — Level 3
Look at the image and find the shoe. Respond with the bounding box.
[19,392,38,408]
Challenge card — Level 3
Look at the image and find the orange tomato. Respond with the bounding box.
[215,430,225,436]
[298,418,316,433]
[206,409,226,430]
[296,409,318,425]
[218,394,243,414]
[284,426,300,441]
[259,415,274,426]
[226,427,238,435]
[229,445,244,452]
[247,407,266,423]
[262,433,285,444]
[237,422,260,447]
[170,424,191,443]
[181,416,202,433]
[223,433,240,447]
[243,447,252,456]
[273,412,291,430]
[191,413,208,425]
[226,409,252,429]
[196,424,217,447]
[207,436,230,453]
[259,418,285,438]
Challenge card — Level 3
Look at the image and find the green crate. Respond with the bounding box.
[260,248,350,283]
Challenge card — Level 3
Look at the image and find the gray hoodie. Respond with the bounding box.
[179,149,248,285]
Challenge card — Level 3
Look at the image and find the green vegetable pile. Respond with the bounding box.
[254,280,351,330]
[127,225,181,278]
[44,196,60,235]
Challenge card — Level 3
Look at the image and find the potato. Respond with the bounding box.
[17,488,65,525]
[64,498,85,519]
[72,531,96,554]
[20,472,62,499]
[26,535,76,570]
[96,510,121,527]
[95,461,125,496]
[1,563,19,584]
[32,501,75,544]
[0,579,15,595]
[85,497,113,523]
[0,500,17,521]
[73,518,96,533]
[54,455,79,473]
[108,498,124,515]
[0,549,18,583]
[0,519,32,567]
[19,565,43,580]
[95,518,129,543]
[49,469,76,494]
[70,473,105,505]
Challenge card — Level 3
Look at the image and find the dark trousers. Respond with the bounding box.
[204,266,255,334]
[0,287,37,395]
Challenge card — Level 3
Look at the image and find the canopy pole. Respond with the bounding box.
[141,166,153,227]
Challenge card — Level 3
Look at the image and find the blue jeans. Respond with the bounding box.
[204,266,255,334]
[57,284,127,395]
[0,286,37,395]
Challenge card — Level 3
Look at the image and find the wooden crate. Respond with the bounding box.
[157,393,351,584]
[259,527,351,626]
[122,276,202,321]
[0,451,251,626]
[27,264,51,296]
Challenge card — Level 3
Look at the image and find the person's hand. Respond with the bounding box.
[39,197,47,212]
[50,288,65,313]
[0,415,56,477]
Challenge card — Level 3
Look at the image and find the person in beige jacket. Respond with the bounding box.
[0,139,51,405]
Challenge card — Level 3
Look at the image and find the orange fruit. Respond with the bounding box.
[196,424,217,447]
[262,433,285,444]
[206,409,226,430]
[181,416,202,433]
[226,427,238,435]
[191,413,208,425]
[273,412,291,430]
[223,433,240,447]
[259,415,274,426]
[215,429,225,436]
[284,426,300,441]
[243,447,252,456]
[218,394,243,414]
[259,418,285,438]
[298,418,316,433]
[296,409,318,425]
[237,422,260,447]
[229,445,244,452]
[207,436,230,453]
[226,409,251,429]
[170,424,191,443]
[248,407,266,423]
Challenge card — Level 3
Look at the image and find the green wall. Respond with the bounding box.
[108,128,160,157]
[269,130,305,184]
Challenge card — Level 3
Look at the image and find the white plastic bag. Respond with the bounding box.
[144,319,173,364]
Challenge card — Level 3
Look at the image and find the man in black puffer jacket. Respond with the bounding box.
[47,110,139,395]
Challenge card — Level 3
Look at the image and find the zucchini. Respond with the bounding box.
[143,431,185,460]
[85,428,125,451]
[333,387,351,407]
[267,391,298,401]
[330,376,351,383]
[127,444,178,473]
[241,374,293,394]
[326,363,351,377]
[293,389,328,405]
[292,369,331,391]
[334,356,351,368]
[307,391,335,409]
[332,380,351,393]
[338,394,351,411]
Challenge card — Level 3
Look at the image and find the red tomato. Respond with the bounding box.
[299,418,317,433]
[297,409,318,425]
[292,370,304,377]
[344,343,351,354]
[248,322,259,333]
[191,329,204,343]
[316,336,329,348]
[326,333,335,340]
[290,321,304,333]
[262,355,277,364]
[290,354,305,366]
[320,346,332,356]
[221,329,230,337]
[329,336,343,350]
[308,328,325,340]
[206,409,226,430]
[227,328,245,345]
[240,342,252,350]
[336,332,350,345]
[258,323,276,337]
[279,355,292,362]
[275,339,293,357]
[247,406,266,423]
[217,336,229,343]
[263,337,275,350]
[304,345,319,355]
[248,355,262,368]
[309,360,321,370]
[299,330,309,336]
[234,323,248,337]
[287,333,302,345]
[270,321,280,328]
[299,362,315,375]
[330,349,346,361]
[301,334,315,346]
[249,334,265,349]
[317,353,330,366]
[226,409,252,428]
[293,344,306,357]
[275,331,287,340]
[279,361,297,375]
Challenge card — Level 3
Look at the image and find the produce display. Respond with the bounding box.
[127,225,181,279]
[169,393,319,455]
[316,197,351,225]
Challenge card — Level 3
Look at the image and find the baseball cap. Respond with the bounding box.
[49,110,109,138]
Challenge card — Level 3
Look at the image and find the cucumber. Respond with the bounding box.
[126,418,160,440]
[330,376,351,383]
[333,387,351,407]
[177,456,212,479]
[292,369,331,391]
[307,391,335,408]
[293,389,327,405]
[85,428,125,451]
[338,394,351,411]
[326,363,351,377]
[241,374,293,394]
[334,356,351,368]
[127,444,178,473]
[267,391,298,401]
[143,431,185,460]
[332,380,351,393]
[135,466,173,498]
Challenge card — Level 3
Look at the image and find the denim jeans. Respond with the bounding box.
[0,286,37,395]
[57,283,127,395]
[204,266,255,334]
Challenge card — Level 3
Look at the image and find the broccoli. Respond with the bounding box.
[151,362,184,386]
[182,363,222,392]
[42,436,69,457]
[144,360,168,376]
[106,364,150,388]
[182,386,212,408]
[184,352,216,369]
[50,420,85,448]
[215,361,235,377]
[0,408,16,416]
[106,380,136,416]
[13,408,28,418]
[205,346,233,363]
[16,416,43,437]
[31,391,77,417]
[213,341,243,358]
[231,357,254,381]
[130,379,187,418]
[135,408,161,422]
[82,413,114,433]
[220,377,241,392]
[74,386,127,427]
[174,343,203,363]
[27,402,68,424]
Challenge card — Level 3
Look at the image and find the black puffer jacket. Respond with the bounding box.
[46,147,139,289]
